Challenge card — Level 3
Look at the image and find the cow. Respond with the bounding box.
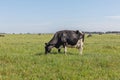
[87,34,92,38]
[45,30,85,55]
[0,34,5,37]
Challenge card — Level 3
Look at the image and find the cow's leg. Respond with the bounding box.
[58,45,63,53]
[58,48,61,53]
[79,42,83,55]
[79,47,83,55]
[63,43,67,55]
[64,46,67,55]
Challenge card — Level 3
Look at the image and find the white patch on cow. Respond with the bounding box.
[64,46,67,55]
[66,39,82,48]
[65,39,84,55]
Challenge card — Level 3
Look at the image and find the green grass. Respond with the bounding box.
[0,34,120,80]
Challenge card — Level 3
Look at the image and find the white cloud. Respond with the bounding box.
[106,16,120,19]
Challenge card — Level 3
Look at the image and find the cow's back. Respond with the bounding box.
[57,30,80,45]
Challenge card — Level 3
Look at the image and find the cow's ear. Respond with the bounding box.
[45,43,48,45]
[76,30,79,34]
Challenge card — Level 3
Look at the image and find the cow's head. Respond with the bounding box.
[45,43,53,54]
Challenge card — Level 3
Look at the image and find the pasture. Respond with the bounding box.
[0,34,120,80]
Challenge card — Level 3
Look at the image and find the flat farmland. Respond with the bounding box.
[0,34,120,80]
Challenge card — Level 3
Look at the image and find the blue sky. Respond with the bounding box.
[0,0,120,33]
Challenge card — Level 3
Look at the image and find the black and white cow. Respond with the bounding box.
[45,30,85,55]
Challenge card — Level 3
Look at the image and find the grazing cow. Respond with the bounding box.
[87,34,92,38]
[45,30,85,55]
[0,34,5,37]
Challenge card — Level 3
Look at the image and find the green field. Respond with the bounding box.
[0,34,120,80]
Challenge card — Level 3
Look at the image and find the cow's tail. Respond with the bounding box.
[82,33,85,42]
